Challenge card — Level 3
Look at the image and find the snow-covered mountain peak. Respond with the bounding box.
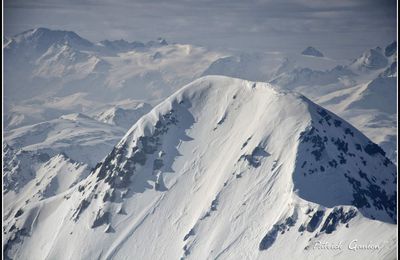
[5,27,94,55]
[4,76,395,259]
[3,24,398,258]
[301,46,324,57]
[350,46,388,72]
[86,75,396,223]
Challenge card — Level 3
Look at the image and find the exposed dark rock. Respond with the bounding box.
[241,146,270,167]
[344,173,396,222]
[333,138,349,154]
[241,136,252,150]
[333,120,342,127]
[104,224,115,233]
[14,209,24,218]
[153,159,164,170]
[4,227,29,260]
[259,211,297,251]
[91,211,111,228]
[328,159,338,168]
[103,189,116,202]
[344,128,354,136]
[302,46,324,57]
[385,41,397,57]
[210,198,218,211]
[320,207,357,234]
[72,199,90,221]
[306,210,324,232]
[259,225,280,251]
[183,228,195,241]
[364,142,386,156]
[299,127,325,161]
[298,224,306,232]
[217,114,227,125]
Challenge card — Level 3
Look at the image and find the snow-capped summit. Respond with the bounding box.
[4,76,396,260]
[5,28,94,56]
[301,46,324,57]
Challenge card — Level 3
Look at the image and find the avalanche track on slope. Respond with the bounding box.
[3,76,397,260]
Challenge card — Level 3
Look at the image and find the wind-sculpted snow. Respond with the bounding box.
[71,104,195,224]
[2,76,397,260]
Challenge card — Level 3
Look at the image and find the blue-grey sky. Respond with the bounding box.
[4,0,397,59]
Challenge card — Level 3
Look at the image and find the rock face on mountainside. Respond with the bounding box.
[3,143,90,222]
[350,47,388,71]
[3,76,396,260]
[301,46,324,57]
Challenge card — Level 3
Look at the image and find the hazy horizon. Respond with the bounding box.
[4,0,397,59]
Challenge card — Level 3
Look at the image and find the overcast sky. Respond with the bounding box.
[4,0,397,59]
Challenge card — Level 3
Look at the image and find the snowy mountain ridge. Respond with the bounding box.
[3,76,396,260]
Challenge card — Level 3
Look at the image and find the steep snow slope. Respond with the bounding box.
[3,144,90,213]
[4,113,125,167]
[3,76,396,260]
